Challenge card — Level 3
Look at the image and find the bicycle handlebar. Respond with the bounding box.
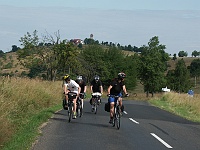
[107,93,129,97]
[107,94,119,98]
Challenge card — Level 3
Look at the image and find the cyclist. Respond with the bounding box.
[90,75,103,109]
[75,75,87,109]
[63,74,81,119]
[107,72,129,124]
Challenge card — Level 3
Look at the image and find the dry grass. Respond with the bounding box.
[0,77,62,146]
[150,92,200,122]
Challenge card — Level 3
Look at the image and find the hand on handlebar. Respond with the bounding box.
[125,93,129,97]
[107,94,110,97]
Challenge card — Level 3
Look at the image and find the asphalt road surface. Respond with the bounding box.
[32,98,200,150]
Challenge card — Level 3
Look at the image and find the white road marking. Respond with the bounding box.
[129,118,139,124]
[123,111,128,114]
[150,133,173,149]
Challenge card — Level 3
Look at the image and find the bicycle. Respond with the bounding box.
[108,95,121,129]
[91,92,101,114]
[76,93,84,117]
[67,92,77,122]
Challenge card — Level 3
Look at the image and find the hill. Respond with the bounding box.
[0,52,29,76]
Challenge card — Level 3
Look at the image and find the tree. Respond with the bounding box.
[173,59,191,92]
[190,58,200,87]
[178,51,188,57]
[54,41,80,77]
[121,54,138,90]
[19,30,39,49]
[138,36,170,97]
[11,45,20,52]
[80,44,110,83]
[166,70,176,90]
[172,53,177,61]
[0,50,4,57]
[191,50,200,57]
[17,30,80,81]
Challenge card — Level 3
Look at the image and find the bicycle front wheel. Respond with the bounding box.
[94,104,97,114]
[77,105,82,117]
[68,103,73,122]
[116,108,120,129]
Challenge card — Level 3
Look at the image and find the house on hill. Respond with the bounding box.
[70,39,84,45]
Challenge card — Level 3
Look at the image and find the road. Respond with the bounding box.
[32,98,200,150]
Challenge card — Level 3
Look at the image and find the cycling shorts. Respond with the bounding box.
[108,93,122,103]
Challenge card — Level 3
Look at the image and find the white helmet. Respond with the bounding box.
[77,75,82,80]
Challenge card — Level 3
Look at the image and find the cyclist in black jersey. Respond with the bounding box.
[90,75,103,109]
[90,75,103,94]
[107,72,129,123]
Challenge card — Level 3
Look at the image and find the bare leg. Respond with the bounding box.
[81,99,84,108]
[110,103,114,118]
[73,98,77,112]
[118,97,122,108]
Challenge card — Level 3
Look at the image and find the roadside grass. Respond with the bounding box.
[0,77,62,150]
[149,92,200,123]
[2,105,61,150]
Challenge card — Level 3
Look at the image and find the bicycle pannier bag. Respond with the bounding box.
[62,99,68,110]
[104,102,110,112]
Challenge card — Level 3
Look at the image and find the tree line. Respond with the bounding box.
[1,30,200,96]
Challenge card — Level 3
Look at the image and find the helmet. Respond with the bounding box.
[94,75,99,81]
[118,72,126,79]
[63,74,70,81]
[77,75,82,80]
[76,75,83,83]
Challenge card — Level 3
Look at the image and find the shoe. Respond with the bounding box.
[72,112,77,119]
[91,106,94,112]
[109,118,113,124]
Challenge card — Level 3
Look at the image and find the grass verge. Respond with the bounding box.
[149,92,200,123]
[2,105,61,150]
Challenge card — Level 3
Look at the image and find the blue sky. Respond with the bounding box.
[0,0,200,55]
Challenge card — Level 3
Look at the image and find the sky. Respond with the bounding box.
[0,0,200,56]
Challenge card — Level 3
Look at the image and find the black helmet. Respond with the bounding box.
[94,75,99,81]
[63,74,70,81]
[118,72,126,79]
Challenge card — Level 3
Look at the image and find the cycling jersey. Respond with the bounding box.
[90,79,102,93]
[64,79,79,94]
[75,80,86,93]
[110,78,124,95]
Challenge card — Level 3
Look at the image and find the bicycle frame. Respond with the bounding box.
[76,93,84,117]
[67,92,77,122]
[113,99,121,129]
[109,95,121,129]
